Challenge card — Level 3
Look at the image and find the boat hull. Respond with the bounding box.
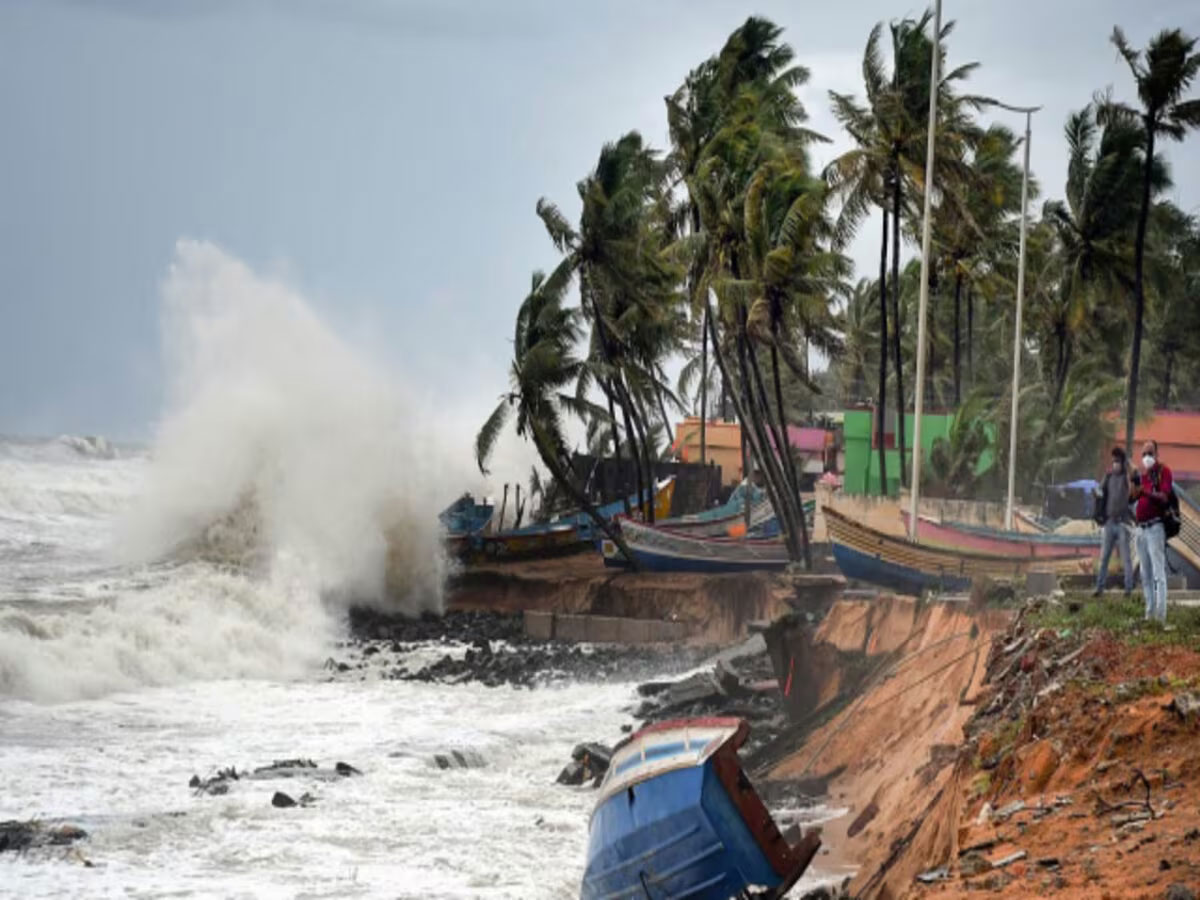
[902,512,1100,560]
[826,506,1093,594]
[583,718,817,900]
[601,520,790,573]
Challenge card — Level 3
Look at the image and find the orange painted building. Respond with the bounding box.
[1130,411,1200,481]
[671,417,744,486]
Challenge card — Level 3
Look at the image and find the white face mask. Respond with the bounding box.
[1142,454,1156,471]
[1112,461,1123,473]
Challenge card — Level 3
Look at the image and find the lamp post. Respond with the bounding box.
[907,0,941,538]
[994,102,1040,531]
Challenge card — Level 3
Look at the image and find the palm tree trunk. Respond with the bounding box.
[877,207,890,497]
[953,267,963,407]
[602,378,632,517]
[499,484,509,531]
[706,304,798,561]
[700,307,708,465]
[514,485,524,528]
[1162,350,1174,409]
[967,286,974,387]
[630,388,658,524]
[772,342,811,568]
[654,382,675,447]
[616,379,645,521]
[740,312,802,561]
[1126,127,1155,455]
[891,164,907,487]
[528,418,638,570]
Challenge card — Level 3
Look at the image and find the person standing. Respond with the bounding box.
[1093,447,1134,597]
[1131,439,1173,623]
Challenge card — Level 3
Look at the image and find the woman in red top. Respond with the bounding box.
[1130,439,1172,623]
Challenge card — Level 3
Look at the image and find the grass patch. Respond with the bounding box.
[1028,593,1200,649]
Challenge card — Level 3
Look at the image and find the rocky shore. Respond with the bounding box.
[341,607,714,688]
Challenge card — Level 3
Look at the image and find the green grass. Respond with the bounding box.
[1028,593,1200,649]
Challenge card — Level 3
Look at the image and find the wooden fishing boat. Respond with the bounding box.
[582,717,819,900]
[601,519,790,573]
[825,506,1093,594]
[467,521,581,561]
[439,493,494,556]
[901,510,1100,560]
[655,482,765,534]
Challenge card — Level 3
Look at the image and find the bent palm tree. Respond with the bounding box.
[475,268,637,566]
[1100,26,1200,452]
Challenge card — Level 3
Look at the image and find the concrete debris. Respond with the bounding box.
[1167,692,1200,723]
[991,850,1027,869]
[915,866,950,883]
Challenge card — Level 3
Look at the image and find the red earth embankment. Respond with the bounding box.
[760,595,1013,897]
[889,605,1200,899]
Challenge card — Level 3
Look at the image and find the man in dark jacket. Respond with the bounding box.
[1093,446,1133,597]
[1131,439,1173,623]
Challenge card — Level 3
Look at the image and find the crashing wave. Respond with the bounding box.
[57,435,116,459]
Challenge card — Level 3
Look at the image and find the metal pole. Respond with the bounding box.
[907,0,941,539]
[999,104,1038,530]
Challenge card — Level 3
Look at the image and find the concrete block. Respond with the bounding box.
[584,616,623,644]
[1024,572,1059,596]
[523,611,555,641]
[617,617,652,644]
[554,614,590,643]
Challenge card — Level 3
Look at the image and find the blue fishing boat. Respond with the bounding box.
[439,493,494,535]
[582,717,819,900]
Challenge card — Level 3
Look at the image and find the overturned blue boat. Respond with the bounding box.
[581,718,819,900]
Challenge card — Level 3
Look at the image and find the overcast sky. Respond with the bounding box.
[2,0,1198,447]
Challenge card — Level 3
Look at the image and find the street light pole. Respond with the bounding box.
[907,0,941,539]
[995,102,1040,531]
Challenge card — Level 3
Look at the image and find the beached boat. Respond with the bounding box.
[825,507,1093,594]
[467,521,580,560]
[900,511,1100,560]
[655,481,765,535]
[439,493,495,556]
[558,477,676,541]
[582,717,819,900]
[601,519,790,573]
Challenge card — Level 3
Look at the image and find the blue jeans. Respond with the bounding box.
[1095,520,1133,593]
[1136,522,1168,622]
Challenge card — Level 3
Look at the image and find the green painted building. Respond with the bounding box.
[842,408,996,497]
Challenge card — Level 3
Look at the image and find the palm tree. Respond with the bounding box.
[838,278,882,404]
[827,8,986,487]
[474,268,636,564]
[1100,26,1200,452]
[668,16,825,564]
[536,132,683,522]
[1040,105,1153,409]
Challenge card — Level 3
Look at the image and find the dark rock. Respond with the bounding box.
[271,791,297,808]
[571,743,613,775]
[556,761,587,786]
[188,775,200,788]
[1167,885,1196,900]
[1,821,88,853]
[335,762,362,777]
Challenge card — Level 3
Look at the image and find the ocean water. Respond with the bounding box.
[0,436,644,898]
[1,243,842,897]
